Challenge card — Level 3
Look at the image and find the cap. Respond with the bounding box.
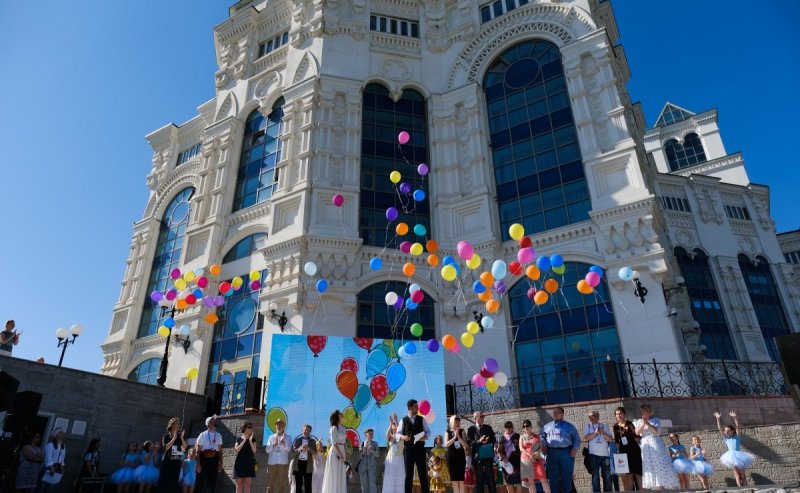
[205,415,218,426]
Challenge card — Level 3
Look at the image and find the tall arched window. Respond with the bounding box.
[674,247,736,360]
[233,99,284,212]
[484,40,591,240]
[138,187,194,338]
[222,233,267,264]
[738,254,790,361]
[508,262,621,406]
[357,281,435,340]
[360,84,430,248]
[665,133,706,171]
[128,358,161,385]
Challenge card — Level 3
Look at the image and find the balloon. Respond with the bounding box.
[170,268,182,280]
[509,223,525,241]
[409,284,421,293]
[391,295,404,309]
[467,321,480,335]
[197,276,209,288]
[457,241,474,260]
[493,281,507,296]
[577,279,594,294]
[480,367,494,379]
[410,323,424,337]
[544,279,559,293]
[509,261,523,276]
[478,290,492,302]
[472,373,486,387]
[526,287,537,300]
[342,406,361,429]
[386,207,399,221]
[390,171,401,184]
[405,299,417,310]
[586,272,601,287]
[425,409,437,424]
[413,189,426,202]
[619,267,634,281]
[400,241,412,254]
[486,299,500,313]
[413,224,427,236]
[534,290,549,305]
[536,256,551,271]
[518,236,532,248]
[552,265,565,275]
[491,260,508,279]
[427,254,439,266]
[150,291,164,302]
[550,254,564,268]
[176,299,189,309]
[185,367,198,380]
[379,390,398,406]
[370,374,389,402]
[179,324,191,336]
[417,163,429,176]
[157,326,170,337]
[166,289,178,301]
[442,334,457,351]
[526,265,541,280]
[232,276,244,288]
[480,272,494,288]
[419,400,431,415]
[247,270,261,281]
[494,371,508,386]
[442,255,456,266]
[316,279,328,293]
[307,336,327,357]
[333,194,344,207]
[346,428,361,452]
[174,278,187,290]
[386,362,407,391]
[303,262,318,276]
[396,223,409,235]
[403,342,417,355]
[441,265,457,281]
[486,378,499,393]
[449,342,461,353]
[219,281,231,294]
[353,337,373,351]
[209,264,221,276]
[426,339,440,352]
[517,247,534,265]
[399,182,412,194]
[402,262,416,277]
[370,257,383,270]
[411,290,424,303]
[590,265,604,278]
[481,316,494,329]
[250,280,261,290]
[484,357,500,374]
[340,357,358,373]
[466,254,482,270]
[383,292,397,306]
[204,313,219,324]
[398,131,410,145]
[184,271,196,282]
[410,243,424,256]
[163,318,175,328]
[473,280,486,294]
[461,332,474,348]
[336,370,359,401]
[426,240,439,253]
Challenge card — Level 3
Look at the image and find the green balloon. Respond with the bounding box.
[410,323,423,337]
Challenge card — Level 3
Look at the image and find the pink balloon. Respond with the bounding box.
[400,241,412,254]
[419,400,431,415]
[166,289,178,301]
[398,131,410,145]
[527,287,537,300]
[196,276,208,288]
[517,247,534,265]
[250,280,261,290]
[472,373,486,387]
[586,272,601,287]
[170,268,182,280]
[332,194,344,207]
[457,241,474,260]
[411,290,424,304]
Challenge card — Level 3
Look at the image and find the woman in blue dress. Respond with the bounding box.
[112,442,142,493]
[714,411,754,486]
[667,433,694,490]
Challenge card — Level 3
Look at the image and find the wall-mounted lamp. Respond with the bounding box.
[663,275,686,303]
[174,333,192,353]
[473,310,484,333]
[269,302,288,332]
[633,271,648,304]
[667,307,678,318]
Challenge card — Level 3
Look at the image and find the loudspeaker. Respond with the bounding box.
[5,391,43,433]
[445,384,455,416]
[777,333,800,385]
[244,377,263,411]
[0,438,12,470]
[205,383,224,417]
[0,371,20,411]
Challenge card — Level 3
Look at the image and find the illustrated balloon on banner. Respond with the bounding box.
[577,280,594,295]
[336,370,359,401]
[410,323,424,337]
[509,223,525,241]
[354,337,373,351]
[386,362,407,391]
[354,384,371,413]
[461,332,474,348]
[332,194,344,207]
[379,390,397,406]
[385,292,399,306]
[419,400,431,415]
[342,406,362,429]
[426,338,439,352]
[346,429,361,455]
[304,262,318,276]
[417,163,429,176]
[466,254,482,270]
[316,279,328,293]
[370,374,389,402]
[481,316,494,330]
[341,357,359,373]
[403,341,417,355]
[494,372,508,387]
[491,260,508,280]
[386,207,399,221]
[398,131,410,145]
[185,367,199,381]
[390,171,401,184]
[619,267,634,281]
[266,407,288,433]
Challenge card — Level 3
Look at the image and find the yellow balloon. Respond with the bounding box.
[466,253,482,270]
[250,270,261,281]
[467,321,480,335]
[232,276,244,288]
[461,332,474,348]
[174,278,187,290]
[509,223,525,241]
[157,326,170,338]
[410,242,424,256]
[441,265,457,282]
[184,271,196,282]
[185,367,199,381]
[486,377,499,393]
[390,171,401,184]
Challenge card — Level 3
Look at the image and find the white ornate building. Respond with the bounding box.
[101,0,798,406]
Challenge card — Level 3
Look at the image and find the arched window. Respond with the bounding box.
[483,40,591,240]
[674,247,736,360]
[222,233,267,264]
[665,133,706,171]
[138,187,194,338]
[233,99,284,212]
[508,262,621,406]
[128,358,161,385]
[357,281,435,340]
[738,254,790,361]
[360,84,430,248]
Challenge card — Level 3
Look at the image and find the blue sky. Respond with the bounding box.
[1,1,797,373]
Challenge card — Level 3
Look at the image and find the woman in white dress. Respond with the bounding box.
[312,441,326,493]
[634,404,679,490]
[382,414,405,493]
[321,410,348,493]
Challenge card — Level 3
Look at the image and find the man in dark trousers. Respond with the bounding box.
[467,411,497,493]
[396,399,431,493]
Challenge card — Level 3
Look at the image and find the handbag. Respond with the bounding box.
[612,453,630,475]
[478,444,494,460]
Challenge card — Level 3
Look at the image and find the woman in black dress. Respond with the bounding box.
[157,417,188,493]
[612,407,642,491]
[445,415,468,493]
[234,422,257,493]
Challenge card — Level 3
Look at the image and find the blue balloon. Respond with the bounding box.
[536,256,551,271]
[473,280,486,294]
[426,339,440,353]
[589,265,604,278]
[403,341,417,355]
[164,318,175,328]
[367,349,390,378]
[316,279,328,293]
[443,255,456,266]
[550,254,564,268]
[413,189,426,202]
[193,289,203,299]
[413,224,427,236]
[386,362,407,391]
[354,384,371,413]
[481,316,494,329]
[619,267,634,281]
[406,299,419,310]
[370,257,383,270]
[491,260,508,279]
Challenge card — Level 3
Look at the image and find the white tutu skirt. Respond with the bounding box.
[111,467,137,484]
[671,457,695,474]
[134,464,160,484]
[693,460,714,476]
[720,450,753,469]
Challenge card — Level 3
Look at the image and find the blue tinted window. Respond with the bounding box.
[222,233,267,264]
[483,41,590,240]
[357,281,435,340]
[665,133,706,171]
[738,255,790,361]
[127,358,161,385]
[233,101,284,212]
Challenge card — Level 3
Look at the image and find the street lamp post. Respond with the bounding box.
[56,324,84,367]
[157,306,177,387]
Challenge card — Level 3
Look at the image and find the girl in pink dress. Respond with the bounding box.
[518,420,550,493]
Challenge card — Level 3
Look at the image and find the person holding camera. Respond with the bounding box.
[0,320,21,356]
[234,422,257,493]
[39,428,66,493]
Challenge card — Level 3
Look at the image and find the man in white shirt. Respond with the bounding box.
[195,415,223,493]
[396,399,430,493]
[583,410,613,493]
[267,418,292,493]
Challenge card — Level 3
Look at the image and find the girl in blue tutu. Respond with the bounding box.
[180,447,198,493]
[135,441,161,493]
[689,435,714,489]
[667,433,694,490]
[111,442,142,493]
[714,411,754,486]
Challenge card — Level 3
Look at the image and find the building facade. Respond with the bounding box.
[101,0,798,407]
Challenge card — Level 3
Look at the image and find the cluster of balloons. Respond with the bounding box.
[304,261,329,294]
[383,284,427,313]
[416,399,436,424]
[470,358,508,394]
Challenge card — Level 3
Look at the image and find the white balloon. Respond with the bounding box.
[304,261,318,276]
[409,283,421,293]
[385,291,399,306]
[179,324,191,336]
[494,371,508,387]
[425,409,437,424]
[481,316,494,329]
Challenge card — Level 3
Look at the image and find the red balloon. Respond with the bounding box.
[411,290,424,304]
[185,294,197,305]
[336,370,359,401]
[340,357,359,373]
[509,261,523,276]
[480,367,494,378]
[370,374,389,402]
[518,237,532,248]
[307,336,328,357]
[219,282,231,294]
[353,337,373,351]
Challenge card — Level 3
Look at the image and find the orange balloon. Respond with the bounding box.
[486,299,500,313]
[176,299,188,310]
[577,280,594,295]
[209,264,221,276]
[478,291,492,302]
[544,279,559,293]
[525,265,541,280]
[426,240,439,254]
[441,334,456,350]
[396,223,409,235]
[479,272,495,288]
[204,313,219,324]
[427,254,439,267]
[403,262,416,277]
[533,290,549,305]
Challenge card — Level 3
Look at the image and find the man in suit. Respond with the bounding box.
[396,399,431,493]
[291,424,317,493]
[467,411,496,493]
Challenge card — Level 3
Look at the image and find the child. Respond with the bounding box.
[135,441,160,493]
[714,411,754,486]
[431,435,451,487]
[312,442,326,493]
[668,433,694,490]
[111,442,141,493]
[429,455,445,493]
[689,435,714,489]
[464,447,476,493]
[180,448,198,493]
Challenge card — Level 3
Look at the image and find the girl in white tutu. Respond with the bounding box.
[667,433,694,489]
[714,411,754,486]
[689,435,714,489]
[111,442,142,493]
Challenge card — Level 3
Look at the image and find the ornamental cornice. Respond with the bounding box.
[262,236,308,261]
[131,334,165,352]
[176,121,206,149]
[145,163,201,219]
[778,235,800,251]
[372,0,419,19]
[500,222,595,257]
[254,3,293,38]
[674,153,743,178]
[730,219,758,237]
[216,7,259,45]
[589,196,655,222]
[226,203,271,229]
[252,45,289,77]
[145,124,179,153]
[370,32,422,57]
[307,236,363,251]
[665,211,696,229]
